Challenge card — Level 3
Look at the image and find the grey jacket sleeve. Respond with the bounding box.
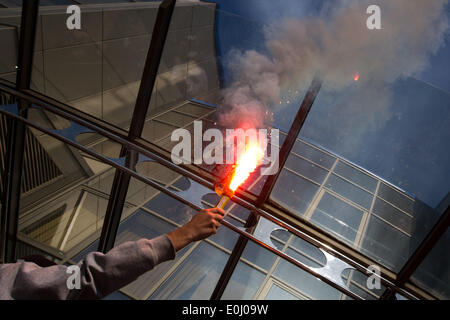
[0,234,176,300]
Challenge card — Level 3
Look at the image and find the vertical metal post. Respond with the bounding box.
[0,0,39,263]
[256,78,322,207]
[210,212,258,300]
[98,0,176,253]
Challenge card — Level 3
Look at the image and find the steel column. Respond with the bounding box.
[256,78,322,207]
[0,0,39,263]
[97,0,176,253]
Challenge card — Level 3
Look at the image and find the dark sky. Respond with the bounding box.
[206,0,450,208]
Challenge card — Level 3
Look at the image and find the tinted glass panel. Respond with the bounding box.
[265,284,300,300]
[378,183,414,214]
[334,161,377,192]
[372,198,413,234]
[241,240,278,272]
[221,262,266,300]
[411,229,450,300]
[325,174,373,209]
[149,242,228,300]
[292,140,336,169]
[361,216,410,271]
[271,169,319,216]
[145,192,196,225]
[284,154,328,184]
[311,192,363,245]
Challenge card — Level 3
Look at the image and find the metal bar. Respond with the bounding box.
[97,0,176,253]
[128,0,176,141]
[256,78,322,206]
[381,205,450,299]
[0,0,39,263]
[210,212,258,300]
[16,233,64,261]
[97,151,136,252]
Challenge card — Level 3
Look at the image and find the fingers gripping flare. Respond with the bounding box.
[167,207,226,252]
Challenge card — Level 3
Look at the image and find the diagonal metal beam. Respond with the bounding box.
[0,0,39,263]
[380,205,450,299]
[210,212,258,300]
[256,78,322,207]
[97,0,176,253]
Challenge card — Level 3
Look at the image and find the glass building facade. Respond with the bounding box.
[0,0,448,300]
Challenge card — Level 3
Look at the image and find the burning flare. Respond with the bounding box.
[229,144,263,192]
[215,140,264,209]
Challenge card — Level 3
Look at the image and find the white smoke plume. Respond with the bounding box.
[218,0,449,129]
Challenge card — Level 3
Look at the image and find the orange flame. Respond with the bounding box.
[229,143,263,192]
[353,73,360,82]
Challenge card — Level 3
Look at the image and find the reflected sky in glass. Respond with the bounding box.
[300,78,450,209]
[211,0,450,209]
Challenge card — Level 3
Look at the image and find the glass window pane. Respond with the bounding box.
[291,140,336,170]
[411,228,450,300]
[141,121,178,142]
[265,284,300,300]
[27,1,220,134]
[334,161,377,192]
[16,130,117,256]
[207,222,241,251]
[221,261,266,300]
[284,154,328,184]
[0,16,21,84]
[325,174,373,210]
[145,192,197,225]
[116,209,174,242]
[311,192,364,245]
[271,169,320,217]
[361,216,410,271]
[149,242,228,300]
[175,103,213,117]
[378,182,414,214]
[241,240,278,272]
[372,198,413,234]
[156,111,196,127]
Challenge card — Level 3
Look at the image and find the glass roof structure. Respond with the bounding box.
[0,0,448,300]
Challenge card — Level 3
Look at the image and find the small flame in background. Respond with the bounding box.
[229,143,264,192]
[353,73,360,82]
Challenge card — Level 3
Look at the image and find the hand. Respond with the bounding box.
[167,208,225,252]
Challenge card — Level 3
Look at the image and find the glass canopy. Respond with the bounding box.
[0,0,448,300]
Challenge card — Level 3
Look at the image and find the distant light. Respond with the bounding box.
[354,73,360,82]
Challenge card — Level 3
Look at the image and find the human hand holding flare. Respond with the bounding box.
[215,143,264,209]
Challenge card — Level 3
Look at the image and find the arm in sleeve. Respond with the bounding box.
[1,234,175,300]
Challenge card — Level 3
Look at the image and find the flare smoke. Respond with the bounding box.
[218,0,449,129]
